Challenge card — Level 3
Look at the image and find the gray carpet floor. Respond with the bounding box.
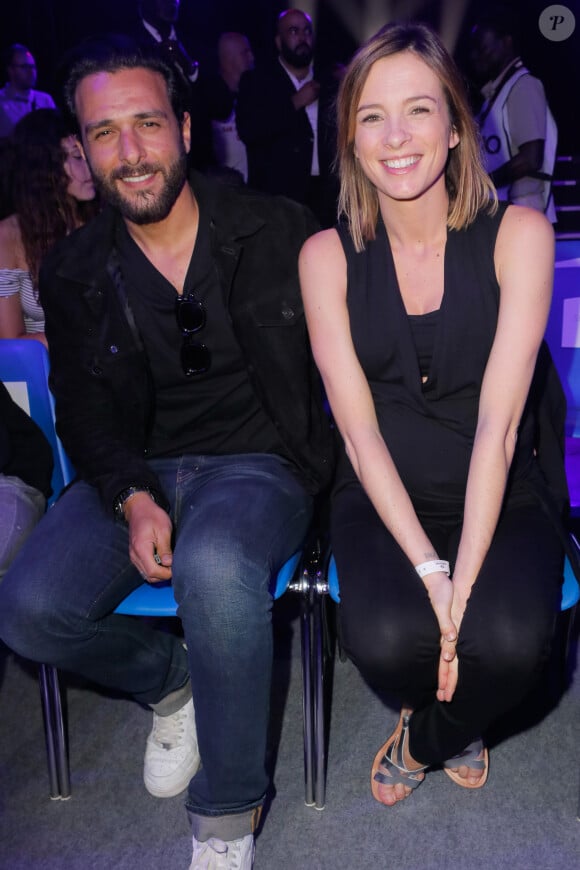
[0,600,579,870]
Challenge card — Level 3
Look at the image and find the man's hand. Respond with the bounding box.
[292,80,320,110]
[123,492,173,583]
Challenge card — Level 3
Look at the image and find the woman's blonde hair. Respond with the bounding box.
[336,21,497,251]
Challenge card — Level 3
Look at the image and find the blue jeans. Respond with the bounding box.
[0,453,312,837]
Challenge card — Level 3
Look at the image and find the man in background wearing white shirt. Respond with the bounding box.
[0,44,55,139]
[236,8,340,227]
[470,6,558,220]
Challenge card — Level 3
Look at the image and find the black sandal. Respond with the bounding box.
[371,711,428,804]
[443,739,489,789]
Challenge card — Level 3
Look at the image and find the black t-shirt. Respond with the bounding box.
[114,202,284,459]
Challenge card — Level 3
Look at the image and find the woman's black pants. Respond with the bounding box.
[331,486,564,764]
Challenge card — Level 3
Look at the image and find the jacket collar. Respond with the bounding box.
[195,171,266,241]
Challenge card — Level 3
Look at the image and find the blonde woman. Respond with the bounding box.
[300,22,563,806]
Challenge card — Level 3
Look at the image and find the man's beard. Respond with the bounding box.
[280,41,313,70]
[91,148,188,225]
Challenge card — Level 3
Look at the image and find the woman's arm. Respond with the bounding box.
[300,230,458,652]
[0,221,47,345]
[0,292,26,339]
[443,206,555,695]
[0,293,47,345]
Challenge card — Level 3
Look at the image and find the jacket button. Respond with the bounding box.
[281,306,294,320]
[91,365,103,376]
[110,345,118,354]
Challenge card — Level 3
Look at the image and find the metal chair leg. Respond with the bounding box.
[38,664,70,799]
[39,664,60,799]
[299,577,315,807]
[48,665,71,799]
[312,582,327,810]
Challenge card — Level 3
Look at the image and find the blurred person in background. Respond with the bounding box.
[206,32,254,183]
[0,44,55,138]
[136,0,199,86]
[237,8,340,227]
[470,5,557,220]
[0,109,97,344]
[134,0,213,170]
[0,381,53,582]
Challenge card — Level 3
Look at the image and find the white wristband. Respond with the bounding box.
[414,560,450,578]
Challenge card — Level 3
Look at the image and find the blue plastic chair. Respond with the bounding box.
[40,548,314,804]
[112,549,320,808]
[562,546,580,611]
[0,339,323,806]
[0,339,74,800]
[114,552,302,616]
[0,339,73,508]
[42,546,316,803]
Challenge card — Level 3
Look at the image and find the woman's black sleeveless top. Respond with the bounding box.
[335,204,539,520]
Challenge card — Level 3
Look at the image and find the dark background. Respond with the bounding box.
[3,0,580,153]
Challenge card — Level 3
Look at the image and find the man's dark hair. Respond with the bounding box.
[62,33,187,127]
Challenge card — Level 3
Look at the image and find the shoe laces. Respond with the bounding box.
[192,837,249,870]
[151,707,187,750]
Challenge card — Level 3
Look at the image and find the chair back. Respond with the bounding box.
[0,339,74,503]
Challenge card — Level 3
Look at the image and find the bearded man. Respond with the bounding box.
[236,8,340,227]
[0,35,334,870]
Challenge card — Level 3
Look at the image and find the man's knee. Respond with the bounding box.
[0,557,65,660]
[174,530,271,611]
[171,531,277,661]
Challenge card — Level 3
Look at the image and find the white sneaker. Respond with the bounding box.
[189,834,254,870]
[144,697,200,797]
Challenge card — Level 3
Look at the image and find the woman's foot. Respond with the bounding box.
[371,709,428,806]
[443,739,489,789]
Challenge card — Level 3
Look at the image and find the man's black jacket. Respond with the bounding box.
[39,172,335,514]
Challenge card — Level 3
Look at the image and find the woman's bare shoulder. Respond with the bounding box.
[497,203,554,249]
[300,227,344,260]
[0,215,25,269]
[490,204,555,308]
